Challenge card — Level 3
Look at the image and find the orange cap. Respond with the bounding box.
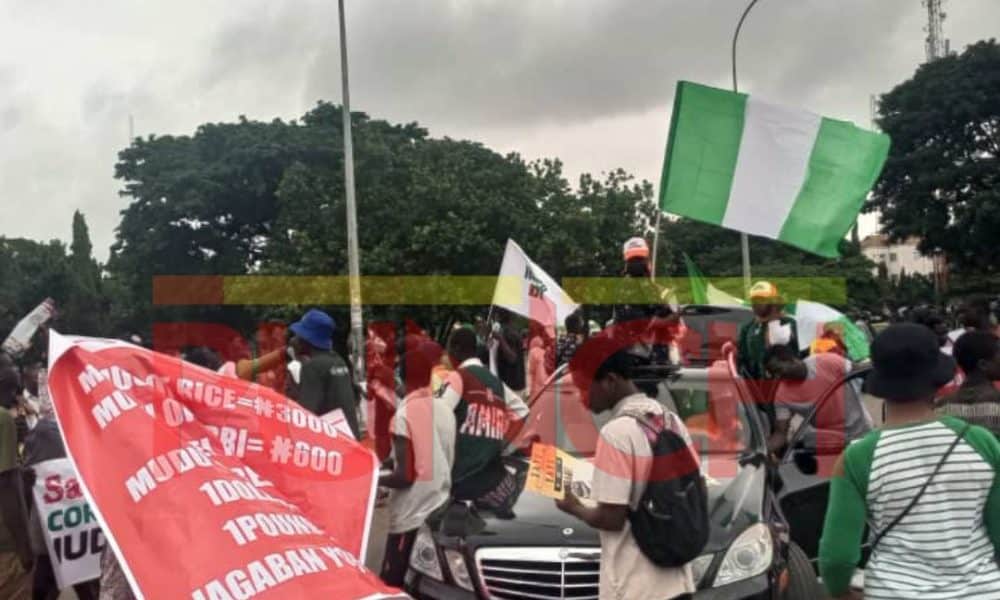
[623,237,650,260]
[748,281,780,300]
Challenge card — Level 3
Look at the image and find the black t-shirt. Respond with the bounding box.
[495,325,525,391]
[611,278,675,324]
[297,350,360,438]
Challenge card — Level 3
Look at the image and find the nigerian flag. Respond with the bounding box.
[684,254,742,306]
[659,81,890,258]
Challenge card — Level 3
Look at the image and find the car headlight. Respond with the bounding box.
[689,554,715,587]
[713,523,773,586]
[409,526,443,580]
[443,549,474,591]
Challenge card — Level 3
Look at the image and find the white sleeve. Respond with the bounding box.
[591,419,637,506]
[392,401,410,439]
[435,371,464,411]
[502,384,530,419]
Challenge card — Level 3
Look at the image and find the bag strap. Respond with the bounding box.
[628,413,665,444]
[869,423,970,552]
[626,413,673,455]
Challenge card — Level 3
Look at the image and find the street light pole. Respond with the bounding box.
[337,0,364,375]
[732,0,760,295]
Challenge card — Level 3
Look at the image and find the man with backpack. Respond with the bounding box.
[555,336,706,600]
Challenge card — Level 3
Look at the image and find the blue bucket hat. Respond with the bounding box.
[290,309,335,351]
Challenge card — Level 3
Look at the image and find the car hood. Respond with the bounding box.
[703,456,767,553]
[447,455,766,553]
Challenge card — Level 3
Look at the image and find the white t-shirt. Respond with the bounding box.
[21,393,40,430]
[591,394,696,600]
[387,388,456,534]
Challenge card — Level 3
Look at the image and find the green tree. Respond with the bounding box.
[0,238,62,337]
[870,39,1000,272]
[0,212,112,348]
[110,101,656,330]
[62,211,107,336]
[528,164,657,279]
[70,210,93,265]
[891,271,936,308]
[111,107,334,332]
[108,101,882,335]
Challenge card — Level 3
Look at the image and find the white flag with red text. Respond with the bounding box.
[492,239,578,328]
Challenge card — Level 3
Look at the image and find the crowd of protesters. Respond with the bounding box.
[2,237,1000,599]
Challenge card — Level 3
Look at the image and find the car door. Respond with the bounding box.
[776,367,873,564]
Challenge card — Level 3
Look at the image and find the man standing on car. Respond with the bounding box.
[289,309,361,439]
[611,237,682,364]
[438,328,529,515]
[556,337,696,600]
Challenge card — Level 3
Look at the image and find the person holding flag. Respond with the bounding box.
[491,308,526,397]
[490,238,580,386]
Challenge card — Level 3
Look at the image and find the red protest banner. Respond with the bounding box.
[47,333,405,600]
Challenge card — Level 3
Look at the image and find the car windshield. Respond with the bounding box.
[523,366,759,458]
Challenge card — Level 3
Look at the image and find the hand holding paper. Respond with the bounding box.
[767,320,792,346]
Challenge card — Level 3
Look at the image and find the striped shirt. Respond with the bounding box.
[937,383,1000,437]
[820,417,1000,599]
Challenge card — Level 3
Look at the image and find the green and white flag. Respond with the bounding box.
[791,300,871,361]
[684,254,743,306]
[659,81,890,258]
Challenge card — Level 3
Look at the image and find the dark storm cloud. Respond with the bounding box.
[2,0,1000,258]
[289,0,915,128]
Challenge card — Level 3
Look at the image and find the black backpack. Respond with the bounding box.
[627,414,710,567]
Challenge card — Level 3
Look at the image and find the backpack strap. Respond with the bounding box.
[868,423,970,553]
[630,412,658,430]
[628,413,663,444]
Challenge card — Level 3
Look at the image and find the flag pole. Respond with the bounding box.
[338,0,364,376]
[651,208,663,280]
[732,0,760,295]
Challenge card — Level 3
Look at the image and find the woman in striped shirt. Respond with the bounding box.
[820,324,1000,600]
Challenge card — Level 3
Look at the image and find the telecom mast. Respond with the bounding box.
[924,0,950,61]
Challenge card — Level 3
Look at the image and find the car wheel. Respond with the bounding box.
[783,542,827,600]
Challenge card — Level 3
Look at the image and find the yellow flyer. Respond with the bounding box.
[526,443,568,499]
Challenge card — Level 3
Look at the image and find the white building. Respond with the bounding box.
[860,234,939,279]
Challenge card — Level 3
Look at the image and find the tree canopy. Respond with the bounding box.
[870,39,1000,275]
[1,99,889,344]
[0,212,108,359]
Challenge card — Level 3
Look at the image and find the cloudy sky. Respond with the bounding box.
[2,0,997,260]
